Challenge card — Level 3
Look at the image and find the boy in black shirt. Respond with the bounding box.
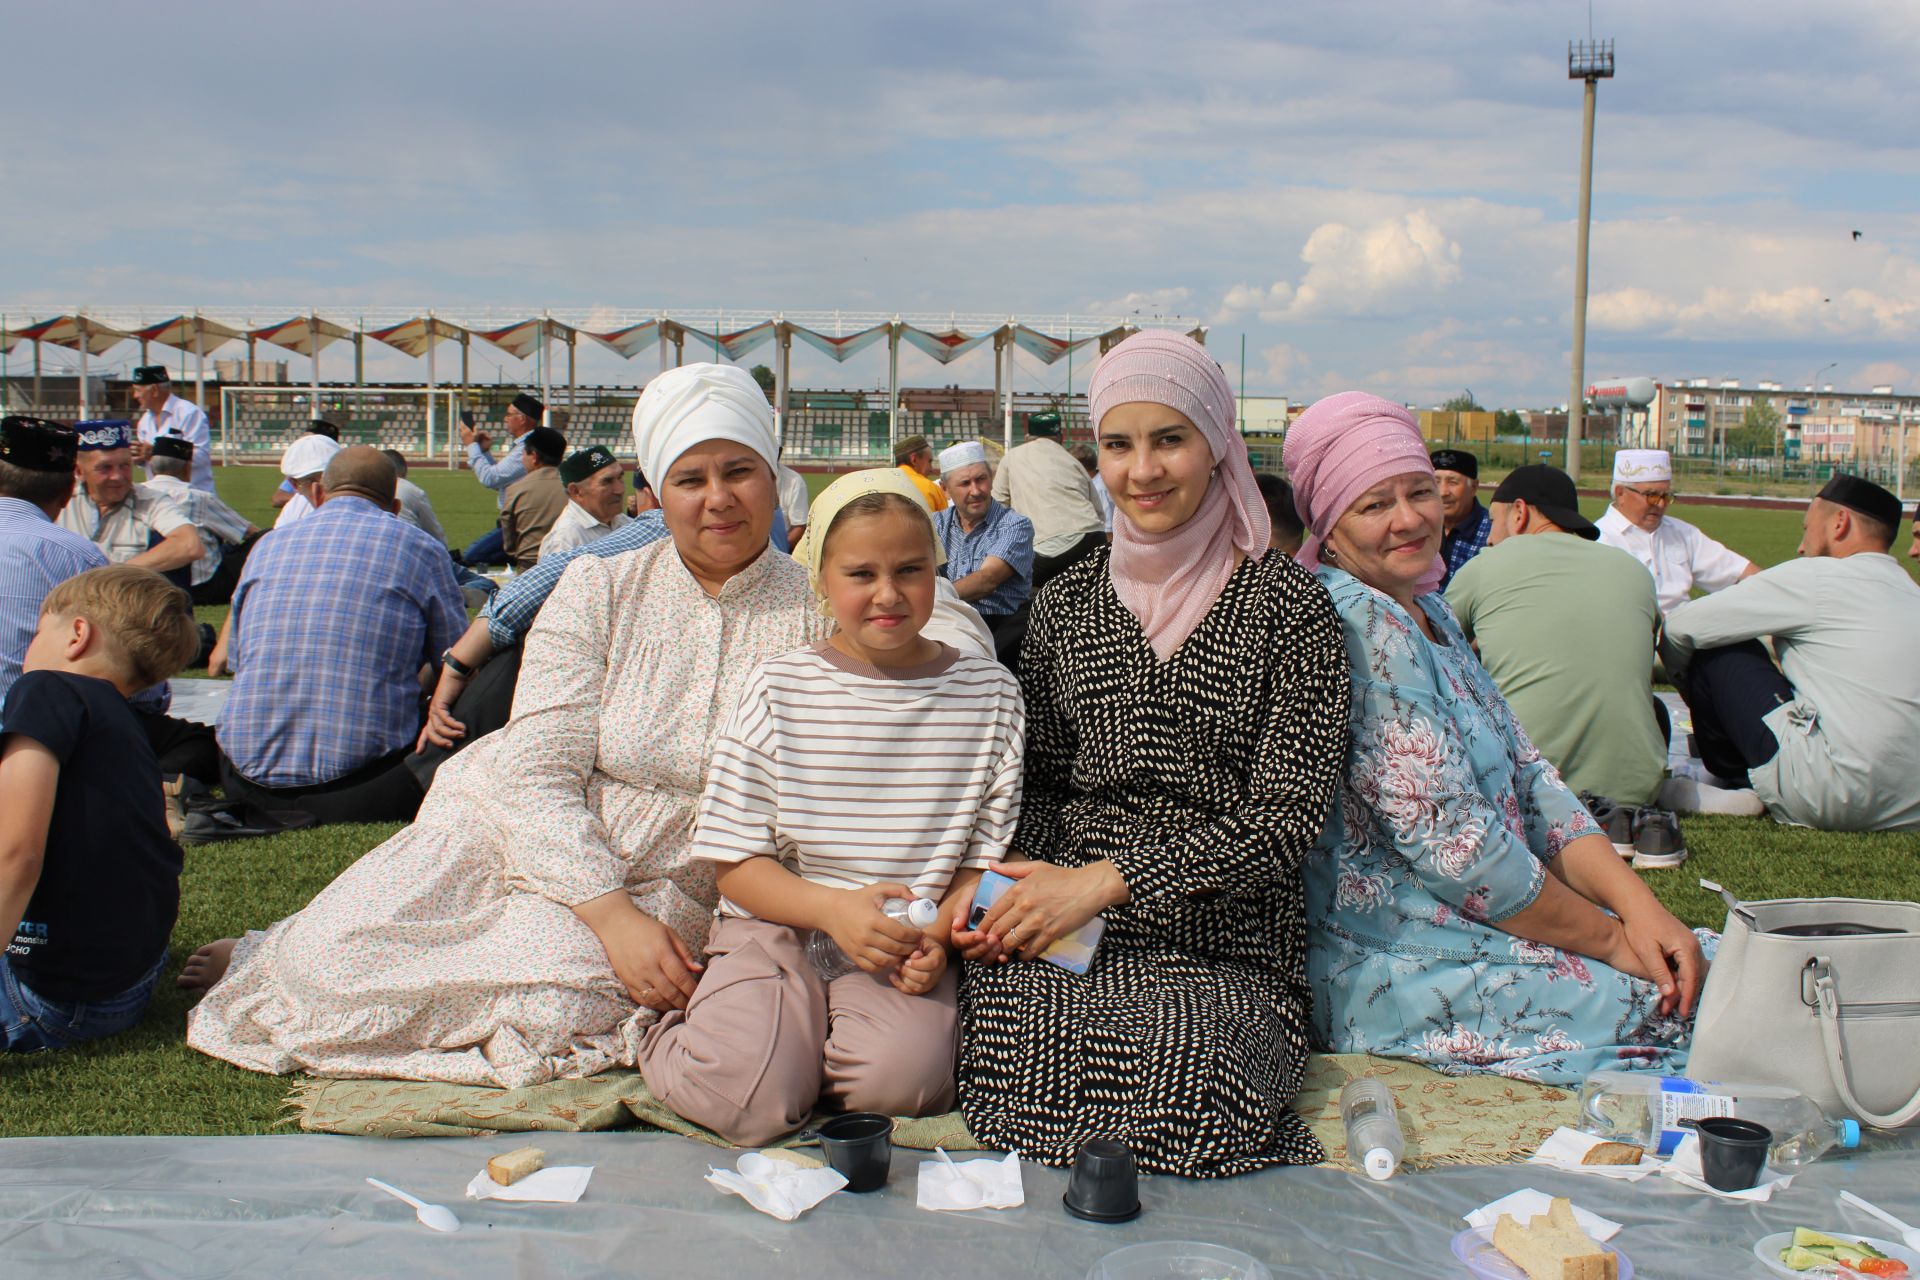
[1,566,200,1051]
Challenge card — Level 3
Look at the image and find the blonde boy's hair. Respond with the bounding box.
[40,566,200,689]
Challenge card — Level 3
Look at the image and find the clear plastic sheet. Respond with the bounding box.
[2,1129,1916,1279]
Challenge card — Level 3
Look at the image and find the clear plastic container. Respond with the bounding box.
[1578,1070,1861,1169]
[1339,1077,1404,1181]
[807,896,939,980]
[1086,1241,1272,1280]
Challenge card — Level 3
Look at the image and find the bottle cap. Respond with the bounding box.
[1363,1148,1396,1181]
[1840,1118,1861,1148]
[904,897,939,929]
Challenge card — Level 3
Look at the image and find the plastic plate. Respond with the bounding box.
[1450,1227,1633,1280]
[1753,1231,1920,1278]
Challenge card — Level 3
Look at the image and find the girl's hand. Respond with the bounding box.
[975,860,1126,963]
[822,884,922,974]
[575,893,703,1012]
[891,941,948,996]
[950,913,1005,964]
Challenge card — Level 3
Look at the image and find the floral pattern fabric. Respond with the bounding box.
[187,541,829,1087]
[1306,567,1703,1085]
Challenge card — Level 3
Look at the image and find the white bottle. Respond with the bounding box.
[808,897,940,980]
[1340,1077,1404,1181]
[1578,1071,1861,1170]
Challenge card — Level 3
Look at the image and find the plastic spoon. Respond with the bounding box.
[1839,1191,1920,1252]
[934,1146,985,1207]
[365,1177,462,1232]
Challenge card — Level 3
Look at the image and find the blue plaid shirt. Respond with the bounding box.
[219,495,464,787]
[0,498,109,707]
[482,509,670,649]
[935,500,1035,618]
[1440,500,1493,588]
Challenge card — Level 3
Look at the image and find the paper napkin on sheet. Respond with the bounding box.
[465,1165,594,1203]
[706,1152,847,1221]
[1464,1190,1622,1241]
[1527,1127,1660,1181]
[916,1152,1024,1211]
[1659,1133,1794,1201]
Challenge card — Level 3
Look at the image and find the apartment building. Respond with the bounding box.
[1648,378,1920,463]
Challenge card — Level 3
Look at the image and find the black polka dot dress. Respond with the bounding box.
[956,547,1351,1178]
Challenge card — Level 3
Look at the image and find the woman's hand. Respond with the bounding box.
[1618,904,1708,1017]
[573,891,703,1012]
[822,885,923,974]
[975,859,1126,962]
[891,940,948,996]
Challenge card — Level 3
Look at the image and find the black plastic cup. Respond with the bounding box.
[812,1112,893,1192]
[1063,1138,1141,1223]
[1686,1116,1773,1191]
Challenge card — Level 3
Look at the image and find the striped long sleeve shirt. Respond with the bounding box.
[694,642,1025,919]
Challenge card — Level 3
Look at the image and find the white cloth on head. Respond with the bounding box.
[630,363,777,488]
[938,441,988,475]
[280,434,342,479]
[1613,449,1672,484]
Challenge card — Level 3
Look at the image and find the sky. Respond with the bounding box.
[4,0,1918,408]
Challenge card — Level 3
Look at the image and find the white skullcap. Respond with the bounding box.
[938,441,988,475]
[631,363,778,488]
[280,433,343,479]
[1613,449,1672,485]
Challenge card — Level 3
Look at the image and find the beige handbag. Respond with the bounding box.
[1688,881,1920,1129]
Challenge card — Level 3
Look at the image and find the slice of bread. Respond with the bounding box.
[1580,1141,1644,1167]
[1492,1197,1619,1280]
[758,1147,824,1170]
[486,1146,546,1186]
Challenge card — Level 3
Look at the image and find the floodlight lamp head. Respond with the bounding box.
[1569,39,1615,80]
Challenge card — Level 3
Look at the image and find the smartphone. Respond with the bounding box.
[459,408,476,428]
[967,869,1106,974]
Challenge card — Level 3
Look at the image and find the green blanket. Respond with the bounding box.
[288,1053,1577,1170]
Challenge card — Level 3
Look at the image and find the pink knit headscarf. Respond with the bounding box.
[1089,330,1270,662]
[1281,391,1443,595]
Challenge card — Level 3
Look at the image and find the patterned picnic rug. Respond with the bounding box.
[288,1053,1576,1170]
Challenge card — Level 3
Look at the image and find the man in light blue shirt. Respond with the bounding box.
[457,391,542,566]
[933,441,1034,667]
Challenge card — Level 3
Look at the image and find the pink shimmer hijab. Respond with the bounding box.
[1089,330,1270,662]
[1281,390,1443,595]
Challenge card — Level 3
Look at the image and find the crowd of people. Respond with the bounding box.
[3,336,1918,1179]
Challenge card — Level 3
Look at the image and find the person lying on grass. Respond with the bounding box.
[0,566,199,1052]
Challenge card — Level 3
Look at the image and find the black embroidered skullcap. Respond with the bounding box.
[307,421,341,440]
[523,426,567,466]
[0,415,80,472]
[559,445,617,485]
[131,365,171,385]
[511,392,546,420]
[1429,448,1479,480]
[1027,411,1063,437]
[150,435,194,462]
[1817,473,1901,531]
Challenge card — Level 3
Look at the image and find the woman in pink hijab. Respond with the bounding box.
[1287,392,1709,1086]
[956,331,1351,1177]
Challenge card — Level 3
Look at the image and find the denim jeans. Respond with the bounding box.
[0,948,168,1052]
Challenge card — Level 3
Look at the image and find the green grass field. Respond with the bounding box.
[4,466,1916,1137]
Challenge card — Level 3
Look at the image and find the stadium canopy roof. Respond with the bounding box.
[252,314,356,356]
[136,314,248,354]
[366,315,470,358]
[11,313,135,355]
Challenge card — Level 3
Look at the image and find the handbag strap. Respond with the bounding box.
[1809,958,1920,1128]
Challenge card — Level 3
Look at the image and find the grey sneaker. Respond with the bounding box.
[1631,809,1689,868]
[1594,800,1637,857]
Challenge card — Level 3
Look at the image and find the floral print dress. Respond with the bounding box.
[1305,567,1705,1085]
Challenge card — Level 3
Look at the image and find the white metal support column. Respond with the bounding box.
[192,316,206,413]
[77,317,90,419]
[426,315,439,458]
[1001,326,1014,443]
[887,320,901,453]
[307,313,321,421]
[774,320,791,449]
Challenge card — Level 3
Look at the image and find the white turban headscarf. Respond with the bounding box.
[631,363,779,487]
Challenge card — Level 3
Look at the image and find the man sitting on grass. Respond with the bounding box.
[540,445,631,559]
[1,565,200,1052]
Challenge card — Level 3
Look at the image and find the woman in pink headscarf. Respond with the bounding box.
[954,331,1351,1178]
[1288,392,1709,1086]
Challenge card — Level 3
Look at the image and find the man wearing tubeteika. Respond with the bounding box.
[1597,449,1759,614]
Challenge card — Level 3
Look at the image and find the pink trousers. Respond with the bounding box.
[637,916,958,1146]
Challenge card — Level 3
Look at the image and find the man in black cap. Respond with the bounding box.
[1661,474,1920,831]
[498,425,569,571]
[893,433,948,512]
[57,421,205,582]
[458,392,543,566]
[129,366,215,493]
[142,437,261,605]
[541,445,631,558]
[1431,447,1490,587]
[992,410,1106,589]
[1445,465,1678,860]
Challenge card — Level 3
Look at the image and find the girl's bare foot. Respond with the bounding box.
[176,938,238,992]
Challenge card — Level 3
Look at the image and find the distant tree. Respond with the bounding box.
[1440,391,1485,413]
[749,364,777,402]
[1493,408,1524,435]
[1727,398,1781,456]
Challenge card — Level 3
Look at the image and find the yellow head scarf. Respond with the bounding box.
[793,466,946,613]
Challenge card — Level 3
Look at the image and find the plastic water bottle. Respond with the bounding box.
[1340,1077,1404,1181]
[1578,1071,1861,1169]
[808,896,940,980]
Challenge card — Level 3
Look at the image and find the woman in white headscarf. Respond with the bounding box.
[183,365,835,1086]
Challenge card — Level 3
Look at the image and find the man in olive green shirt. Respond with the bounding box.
[1446,465,1666,805]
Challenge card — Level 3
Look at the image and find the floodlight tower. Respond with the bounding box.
[1566,36,1614,484]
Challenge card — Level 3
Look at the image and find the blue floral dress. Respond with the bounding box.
[1305,567,1705,1085]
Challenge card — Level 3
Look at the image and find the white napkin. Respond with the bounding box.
[916,1152,1024,1212]
[1527,1128,1659,1181]
[705,1151,847,1221]
[464,1165,594,1202]
[1464,1190,1622,1241]
[1658,1133,1793,1201]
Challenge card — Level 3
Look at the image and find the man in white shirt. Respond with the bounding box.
[1661,474,1920,832]
[128,365,216,493]
[991,412,1105,589]
[275,433,343,528]
[145,437,260,604]
[57,421,205,584]
[457,392,542,567]
[381,449,446,544]
[776,462,810,551]
[1595,448,1758,613]
[540,445,632,559]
